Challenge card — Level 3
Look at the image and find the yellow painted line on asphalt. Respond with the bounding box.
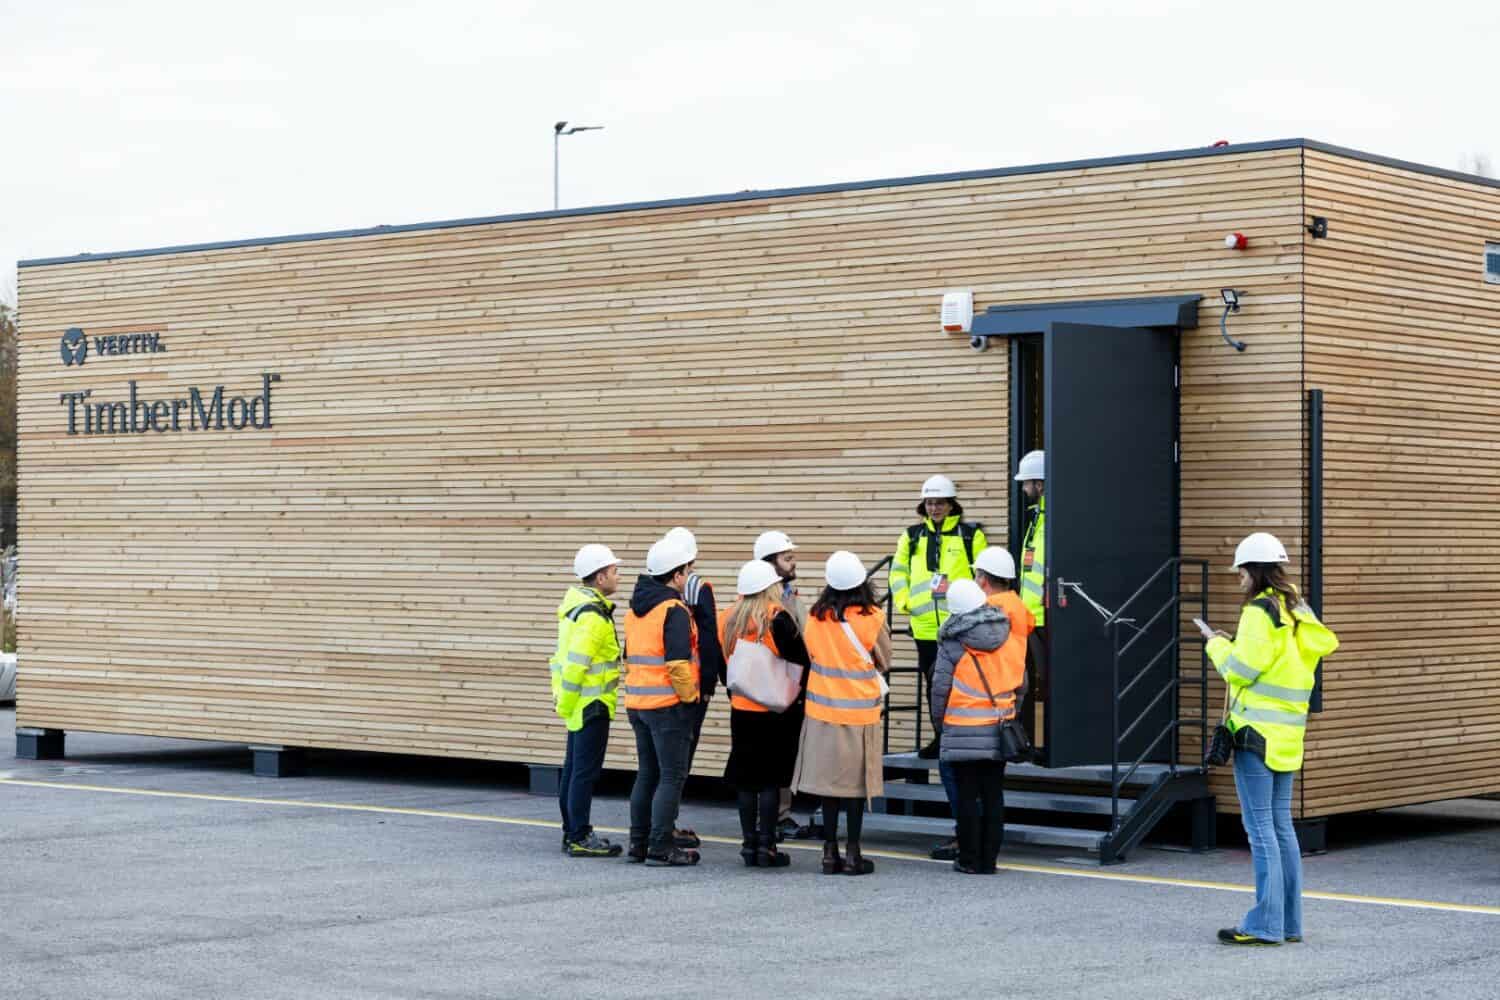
[5,777,1498,917]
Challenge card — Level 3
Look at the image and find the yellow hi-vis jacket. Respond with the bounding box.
[549,585,622,732]
[890,514,988,641]
[1206,589,1339,772]
[1021,496,1046,627]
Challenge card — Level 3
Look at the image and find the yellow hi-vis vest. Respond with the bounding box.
[1021,496,1046,627]
[549,586,622,732]
[889,515,988,641]
[1206,589,1339,772]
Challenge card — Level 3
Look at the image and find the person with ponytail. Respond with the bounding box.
[720,560,810,868]
[1199,532,1339,946]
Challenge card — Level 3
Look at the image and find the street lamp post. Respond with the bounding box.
[553,120,604,210]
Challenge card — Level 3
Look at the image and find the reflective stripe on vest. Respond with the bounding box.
[943,647,1022,728]
[803,608,885,726]
[622,599,699,709]
[1021,500,1046,624]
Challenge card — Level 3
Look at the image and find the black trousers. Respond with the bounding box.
[916,638,939,722]
[952,760,1006,873]
[1022,627,1048,743]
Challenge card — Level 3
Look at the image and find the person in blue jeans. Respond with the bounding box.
[1201,532,1338,945]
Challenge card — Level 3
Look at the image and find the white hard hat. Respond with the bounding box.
[647,535,696,576]
[736,560,782,596]
[664,527,699,562]
[973,547,1017,581]
[920,474,958,499]
[824,550,868,590]
[573,543,621,580]
[946,578,987,617]
[752,530,798,561]
[1231,532,1290,570]
[1014,450,1045,482]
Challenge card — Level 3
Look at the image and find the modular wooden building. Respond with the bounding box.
[15,139,1500,842]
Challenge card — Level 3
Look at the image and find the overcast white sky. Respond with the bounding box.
[3,0,1496,301]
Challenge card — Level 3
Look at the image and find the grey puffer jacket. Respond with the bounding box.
[930,604,1013,763]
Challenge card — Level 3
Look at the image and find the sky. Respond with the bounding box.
[2,0,1497,301]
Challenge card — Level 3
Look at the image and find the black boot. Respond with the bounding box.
[757,835,791,868]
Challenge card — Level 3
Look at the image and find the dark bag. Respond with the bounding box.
[1204,686,1236,768]
[966,652,1034,764]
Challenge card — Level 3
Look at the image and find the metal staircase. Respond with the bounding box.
[865,556,1217,864]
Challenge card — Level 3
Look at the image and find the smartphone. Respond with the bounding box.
[1192,617,1212,634]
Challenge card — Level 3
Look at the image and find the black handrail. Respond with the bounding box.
[869,555,922,755]
[1107,558,1210,835]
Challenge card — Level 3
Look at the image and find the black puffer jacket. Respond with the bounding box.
[929,604,1013,763]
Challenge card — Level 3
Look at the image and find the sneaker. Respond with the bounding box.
[626,845,648,864]
[566,833,623,858]
[560,834,569,855]
[673,828,701,849]
[930,839,959,861]
[1284,935,1303,943]
[952,861,981,874]
[1218,928,1280,946]
[645,847,701,867]
[775,816,799,842]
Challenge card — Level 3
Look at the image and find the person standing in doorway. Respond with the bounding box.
[623,533,702,867]
[1202,532,1338,945]
[929,579,1025,874]
[665,525,722,851]
[551,544,626,857]
[889,475,988,759]
[793,551,892,876]
[1015,450,1048,734]
[754,529,808,839]
[721,559,810,868]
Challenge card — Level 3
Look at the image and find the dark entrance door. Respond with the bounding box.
[1042,322,1177,768]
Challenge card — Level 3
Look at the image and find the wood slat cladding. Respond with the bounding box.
[17,149,1305,793]
[1302,149,1500,816]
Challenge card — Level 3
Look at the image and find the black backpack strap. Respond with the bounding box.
[959,521,982,567]
[1250,596,1283,629]
[567,602,609,623]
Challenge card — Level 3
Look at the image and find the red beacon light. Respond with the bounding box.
[1224,232,1249,250]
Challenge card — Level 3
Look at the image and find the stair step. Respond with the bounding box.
[879,784,1133,816]
[884,752,1182,787]
[856,811,1102,852]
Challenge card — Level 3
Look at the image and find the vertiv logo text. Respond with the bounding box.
[58,374,282,436]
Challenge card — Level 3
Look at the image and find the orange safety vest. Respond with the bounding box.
[986,590,1035,643]
[943,645,1025,728]
[719,601,788,714]
[623,598,699,710]
[803,607,886,727]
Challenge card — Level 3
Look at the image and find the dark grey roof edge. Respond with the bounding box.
[15,139,1303,268]
[1301,139,1500,192]
[19,138,1496,269]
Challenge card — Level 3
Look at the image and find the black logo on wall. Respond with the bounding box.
[59,327,167,367]
[60,327,88,366]
[58,324,278,437]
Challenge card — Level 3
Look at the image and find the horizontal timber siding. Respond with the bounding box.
[1302,149,1500,815]
[18,149,1304,794]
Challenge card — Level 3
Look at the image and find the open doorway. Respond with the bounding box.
[981,303,1189,769]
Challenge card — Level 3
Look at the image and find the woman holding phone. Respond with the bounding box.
[1198,532,1338,946]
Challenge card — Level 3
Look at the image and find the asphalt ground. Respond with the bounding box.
[3,707,1499,1000]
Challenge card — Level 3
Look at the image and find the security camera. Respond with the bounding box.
[969,335,989,353]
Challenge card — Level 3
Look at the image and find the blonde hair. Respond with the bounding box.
[721,585,781,658]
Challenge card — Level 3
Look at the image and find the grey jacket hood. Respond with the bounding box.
[937,604,1009,651]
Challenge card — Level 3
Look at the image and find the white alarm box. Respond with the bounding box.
[941,290,973,333]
